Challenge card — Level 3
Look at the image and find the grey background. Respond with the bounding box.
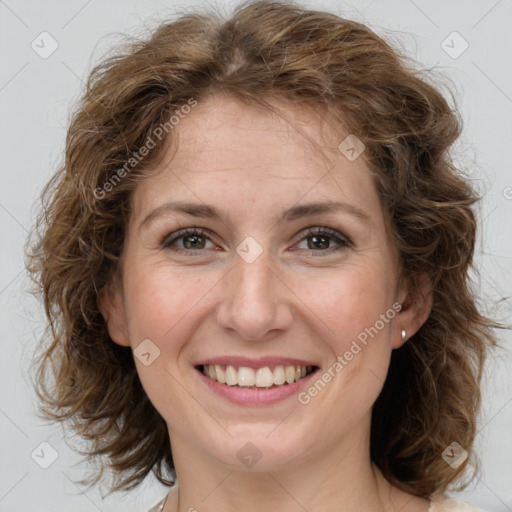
[0,0,511,511]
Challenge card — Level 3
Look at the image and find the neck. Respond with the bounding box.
[162,416,428,512]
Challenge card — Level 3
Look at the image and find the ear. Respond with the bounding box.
[393,273,433,349]
[98,284,131,347]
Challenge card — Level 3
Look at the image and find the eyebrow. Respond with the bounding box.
[140,200,372,229]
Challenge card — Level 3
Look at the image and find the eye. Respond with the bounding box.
[161,228,216,254]
[160,226,351,257]
[294,227,351,254]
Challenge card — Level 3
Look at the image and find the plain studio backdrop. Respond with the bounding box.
[0,0,511,511]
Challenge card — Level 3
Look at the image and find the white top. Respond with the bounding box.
[147,494,486,511]
[147,497,166,512]
[430,495,485,511]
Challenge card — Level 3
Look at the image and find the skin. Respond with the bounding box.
[100,94,432,512]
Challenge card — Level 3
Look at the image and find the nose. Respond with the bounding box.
[215,250,294,342]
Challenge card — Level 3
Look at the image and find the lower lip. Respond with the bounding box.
[196,368,318,406]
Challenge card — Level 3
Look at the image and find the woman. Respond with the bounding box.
[27,1,498,511]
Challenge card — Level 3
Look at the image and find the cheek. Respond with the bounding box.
[121,262,216,415]
[291,263,395,350]
[123,261,214,342]
[293,266,396,427]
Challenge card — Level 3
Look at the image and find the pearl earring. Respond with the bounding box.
[401,329,407,341]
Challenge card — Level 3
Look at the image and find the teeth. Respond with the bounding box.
[202,364,313,387]
[215,364,226,384]
[225,365,237,386]
[273,365,285,385]
[238,366,255,386]
[285,365,296,384]
[255,367,274,387]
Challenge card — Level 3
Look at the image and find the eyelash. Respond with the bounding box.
[160,226,351,256]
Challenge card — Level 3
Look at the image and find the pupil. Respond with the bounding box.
[184,235,204,249]
[309,235,329,250]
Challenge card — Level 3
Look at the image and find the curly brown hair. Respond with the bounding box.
[27,0,499,497]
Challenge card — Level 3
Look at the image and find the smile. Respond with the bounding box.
[199,364,316,388]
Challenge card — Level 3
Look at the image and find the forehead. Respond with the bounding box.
[174,95,346,171]
[131,94,381,223]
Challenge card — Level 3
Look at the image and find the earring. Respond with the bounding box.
[401,329,407,341]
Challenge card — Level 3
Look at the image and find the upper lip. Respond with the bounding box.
[195,356,319,369]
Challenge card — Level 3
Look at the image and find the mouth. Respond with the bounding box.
[195,363,319,389]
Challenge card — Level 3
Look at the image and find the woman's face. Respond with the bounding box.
[104,94,417,472]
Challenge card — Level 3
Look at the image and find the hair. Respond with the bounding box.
[27,0,500,498]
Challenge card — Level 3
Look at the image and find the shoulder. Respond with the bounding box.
[147,493,486,512]
[430,494,487,512]
[147,497,166,512]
